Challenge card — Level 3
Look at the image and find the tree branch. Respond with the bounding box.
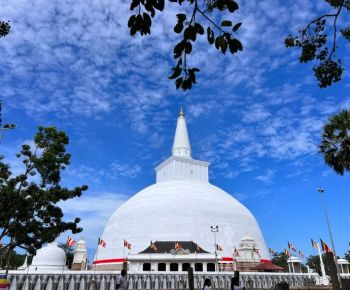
[329,5,343,59]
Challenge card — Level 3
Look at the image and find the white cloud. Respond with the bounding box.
[58,191,129,248]
[255,169,275,183]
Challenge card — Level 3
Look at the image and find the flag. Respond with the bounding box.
[284,249,291,256]
[269,248,276,255]
[196,244,202,252]
[320,239,332,253]
[216,244,223,251]
[175,242,182,250]
[253,246,260,256]
[311,239,318,248]
[233,247,239,256]
[98,238,106,247]
[298,250,304,258]
[150,241,157,251]
[67,236,76,247]
[124,240,131,250]
[288,242,296,252]
[0,274,9,290]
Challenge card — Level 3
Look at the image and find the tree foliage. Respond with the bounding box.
[0,21,10,38]
[345,250,350,262]
[0,248,26,270]
[306,254,333,275]
[319,109,350,175]
[58,243,74,269]
[0,127,88,271]
[285,0,350,88]
[271,252,289,271]
[128,0,243,90]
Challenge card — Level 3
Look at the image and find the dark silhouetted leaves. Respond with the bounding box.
[0,21,10,38]
[313,59,343,88]
[128,0,242,90]
[207,27,215,44]
[221,20,232,27]
[320,110,350,175]
[0,127,88,258]
[232,22,242,32]
[285,2,350,88]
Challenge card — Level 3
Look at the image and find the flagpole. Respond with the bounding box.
[94,242,100,271]
[318,188,342,287]
[210,226,219,272]
[317,242,327,280]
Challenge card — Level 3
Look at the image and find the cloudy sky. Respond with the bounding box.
[1,0,349,262]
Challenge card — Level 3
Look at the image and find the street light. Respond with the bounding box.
[317,187,342,287]
[0,123,16,143]
[210,225,219,272]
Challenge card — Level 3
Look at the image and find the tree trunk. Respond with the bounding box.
[5,247,13,275]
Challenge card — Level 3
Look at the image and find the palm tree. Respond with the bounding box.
[320,110,350,175]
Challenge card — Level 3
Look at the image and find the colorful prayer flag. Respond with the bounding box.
[98,238,106,247]
[288,242,296,252]
[175,242,182,250]
[269,248,276,255]
[233,247,239,256]
[320,239,332,253]
[298,250,304,258]
[0,274,9,289]
[216,244,223,251]
[150,241,157,251]
[253,246,260,256]
[124,240,131,250]
[67,236,76,247]
[311,239,318,248]
[284,249,291,256]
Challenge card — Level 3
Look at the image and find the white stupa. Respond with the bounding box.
[29,242,67,272]
[94,110,269,269]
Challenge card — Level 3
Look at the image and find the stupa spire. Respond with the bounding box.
[172,108,191,158]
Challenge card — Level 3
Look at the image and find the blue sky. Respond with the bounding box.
[0,0,349,263]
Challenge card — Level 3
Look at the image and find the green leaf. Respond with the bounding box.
[174,23,184,33]
[221,20,232,27]
[176,13,186,23]
[174,40,186,58]
[227,0,239,12]
[195,23,204,35]
[176,77,183,89]
[169,67,182,79]
[185,41,192,54]
[232,22,242,32]
[207,27,214,44]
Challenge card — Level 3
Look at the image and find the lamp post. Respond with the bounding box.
[0,123,16,143]
[317,187,342,287]
[210,225,219,272]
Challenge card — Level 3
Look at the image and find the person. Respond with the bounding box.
[116,269,128,290]
[203,278,211,290]
[231,277,245,290]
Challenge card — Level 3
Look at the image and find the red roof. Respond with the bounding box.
[252,261,285,272]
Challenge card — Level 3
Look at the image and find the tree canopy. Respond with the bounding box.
[320,110,350,175]
[285,0,350,88]
[128,0,243,90]
[271,252,289,271]
[0,127,88,271]
[0,21,10,38]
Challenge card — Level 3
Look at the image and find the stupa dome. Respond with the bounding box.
[30,242,67,271]
[94,111,269,268]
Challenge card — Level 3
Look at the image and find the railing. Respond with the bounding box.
[4,272,320,290]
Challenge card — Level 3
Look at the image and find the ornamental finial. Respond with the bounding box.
[179,107,184,117]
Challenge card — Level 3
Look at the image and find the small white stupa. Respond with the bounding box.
[28,242,67,272]
[72,238,88,270]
